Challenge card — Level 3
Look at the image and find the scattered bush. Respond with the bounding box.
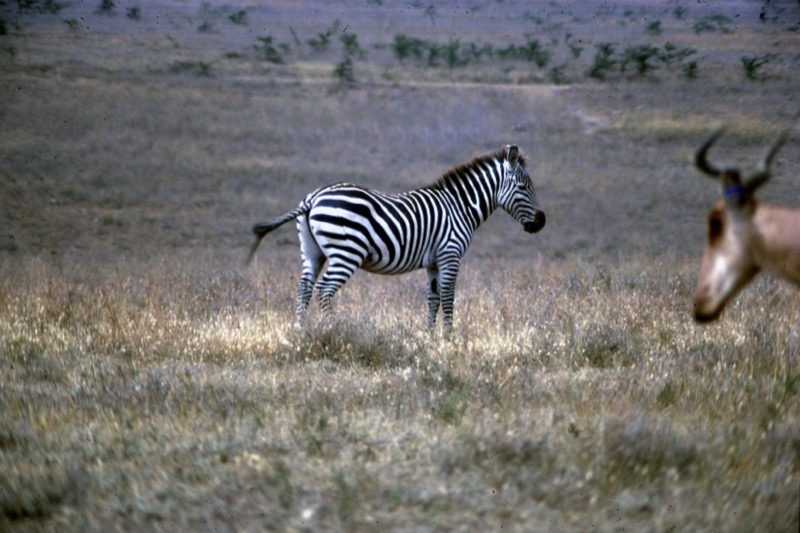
[658,42,696,69]
[391,34,552,69]
[333,57,355,86]
[18,0,65,13]
[565,33,584,58]
[254,36,285,64]
[682,60,699,79]
[548,64,569,84]
[741,53,776,81]
[307,20,340,53]
[392,34,426,62]
[587,42,698,81]
[588,42,617,80]
[645,20,662,35]
[693,14,733,34]
[620,44,661,76]
[340,33,365,58]
[169,60,212,76]
[228,9,247,26]
[94,0,115,16]
[496,36,552,67]
[63,18,80,31]
[125,7,141,20]
[307,31,332,52]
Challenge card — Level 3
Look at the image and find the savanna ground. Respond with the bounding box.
[2,0,800,531]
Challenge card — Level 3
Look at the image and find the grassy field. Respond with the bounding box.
[2,1,800,531]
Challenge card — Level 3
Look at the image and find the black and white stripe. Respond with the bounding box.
[247,144,545,331]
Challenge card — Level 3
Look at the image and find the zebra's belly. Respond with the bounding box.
[361,256,423,275]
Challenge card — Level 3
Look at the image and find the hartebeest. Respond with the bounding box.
[692,127,800,322]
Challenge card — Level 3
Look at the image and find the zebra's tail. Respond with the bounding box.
[245,203,310,266]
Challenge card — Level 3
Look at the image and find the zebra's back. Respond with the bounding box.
[304,183,453,275]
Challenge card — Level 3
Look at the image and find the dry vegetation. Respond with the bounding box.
[1,1,800,531]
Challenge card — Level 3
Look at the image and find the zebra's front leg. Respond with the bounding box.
[425,267,441,331]
[438,263,461,333]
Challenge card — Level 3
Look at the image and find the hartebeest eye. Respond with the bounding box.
[708,213,724,243]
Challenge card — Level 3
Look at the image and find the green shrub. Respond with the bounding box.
[307,20,340,53]
[658,42,696,68]
[548,64,569,84]
[333,57,355,86]
[392,34,426,61]
[340,33,365,58]
[228,9,247,25]
[95,0,114,15]
[565,33,584,58]
[693,14,732,34]
[463,42,494,62]
[683,60,699,79]
[18,0,64,13]
[442,39,466,67]
[645,20,662,35]
[254,36,284,64]
[63,18,80,30]
[741,53,775,81]
[168,60,212,76]
[496,36,552,67]
[307,31,332,52]
[588,43,617,80]
[620,44,661,76]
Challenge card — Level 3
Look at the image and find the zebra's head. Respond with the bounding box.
[498,145,546,234]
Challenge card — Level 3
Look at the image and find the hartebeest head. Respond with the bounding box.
[692,127,800,322]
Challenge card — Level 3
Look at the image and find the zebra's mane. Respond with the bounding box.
[423,148,526,191]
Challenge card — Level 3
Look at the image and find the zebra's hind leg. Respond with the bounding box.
[425,267,441,331]
[315,257,360,317]
[295,217,325,323]
[295,267,321,323]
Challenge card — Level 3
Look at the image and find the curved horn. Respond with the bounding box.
[695,127,727,178]
[746,129,791,193]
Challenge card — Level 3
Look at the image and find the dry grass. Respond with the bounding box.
[1,256,798,531]
[2,1,800,531]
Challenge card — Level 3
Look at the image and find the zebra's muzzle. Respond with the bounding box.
[523,212,546,234]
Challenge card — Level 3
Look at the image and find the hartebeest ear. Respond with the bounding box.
[506,144,520,166]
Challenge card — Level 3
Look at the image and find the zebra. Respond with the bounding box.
[246,144,546,331]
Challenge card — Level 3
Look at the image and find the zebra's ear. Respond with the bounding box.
[506,144,520,166]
